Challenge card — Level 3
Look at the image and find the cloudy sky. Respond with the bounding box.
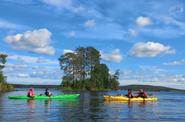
[0,0,185,89]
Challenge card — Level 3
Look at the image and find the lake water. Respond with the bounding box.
[0,88,185,122]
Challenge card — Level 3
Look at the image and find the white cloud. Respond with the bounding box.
[5,64,28,69]
[139,65,165,74]
[30,69,61,79]
[42,0,72,8]
[4,28,55,55]
[128,28,138,36]
[42,0,85,13]
[136,16,152,27]
[31,65,55,70]
[101,49,123,63]
[138,15,185,38]
[63,49,74,54]
[129,41,175,57]
[3,62,61,85]
[32,46,55,55]
[164,59,185,65]
[0,19,26,30]
[84,19,95,28]
[3,64,28,74]
[140,27,184,38]
[7,76,61,85]
[4,62,61,79]
[37,58,58,65]
[77,22,127,40]
[73,5,85,13]
[67,31,76,37]
[8,54,58,65]
[169,5,184,15]
[128,16,151,37]
[163,16,185,30]
[8,54,38,63]
[17,73,29,78]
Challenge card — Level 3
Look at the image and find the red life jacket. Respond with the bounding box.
[27,90,34,96]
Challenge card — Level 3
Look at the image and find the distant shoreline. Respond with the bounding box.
[120,84,185,92]
[10,84,185,92]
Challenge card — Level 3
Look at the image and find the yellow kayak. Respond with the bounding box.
[103,95,158,102]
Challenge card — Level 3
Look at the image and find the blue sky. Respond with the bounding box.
[0,0,185,89]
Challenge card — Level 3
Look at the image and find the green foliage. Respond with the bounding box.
[59,47,119,90]
[0,72,5,83]
[0,53,7,69]
[91,64,109,89]
[0,53,13,92]
[0,53,7,83]
[0,81,14,92]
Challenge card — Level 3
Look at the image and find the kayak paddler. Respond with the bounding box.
[136,89,148,98]
[125,89,134,98]
[27,88,35,98]
[45,88,53,97]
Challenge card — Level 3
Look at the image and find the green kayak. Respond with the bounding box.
[8,94,80,100]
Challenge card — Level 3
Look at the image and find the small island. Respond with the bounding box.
[58,47,120,91]
[0,53,13,92]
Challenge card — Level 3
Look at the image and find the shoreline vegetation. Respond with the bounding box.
[10,84,185,92]
[0,82,14,92]
[0,53,13,92]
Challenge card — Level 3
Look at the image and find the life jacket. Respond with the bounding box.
[138,92,147,98]
[126,93,134,98]
[27,90,34,96]
[45,91,50,96]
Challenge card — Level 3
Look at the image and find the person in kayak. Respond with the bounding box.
[27,88,35,97]
[45,88,53,97]
[125,89,134,98]
[136,89,147,98]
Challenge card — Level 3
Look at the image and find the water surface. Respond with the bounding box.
[0,88,185,122]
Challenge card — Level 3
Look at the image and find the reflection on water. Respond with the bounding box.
[27,100,35,109]
[103,100,156,121]
[44,100,51,110]
[0,89,185,122]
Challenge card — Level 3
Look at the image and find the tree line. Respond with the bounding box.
[58,47,119,90]
[0,53,13,92]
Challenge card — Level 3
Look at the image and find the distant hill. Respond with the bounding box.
[120,85,185,92]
